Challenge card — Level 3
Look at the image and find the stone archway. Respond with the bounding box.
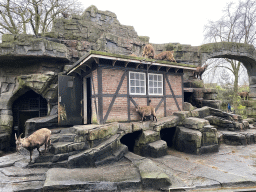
[199,42,256,99]
[10,90,48,149]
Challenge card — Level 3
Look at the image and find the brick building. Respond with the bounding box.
[60,51,196,125]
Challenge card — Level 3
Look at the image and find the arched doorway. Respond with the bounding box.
[11,90,48,149]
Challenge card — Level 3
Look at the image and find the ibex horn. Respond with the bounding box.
[18,133,23,141]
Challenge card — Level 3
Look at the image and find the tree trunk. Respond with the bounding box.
[233,67,239,111]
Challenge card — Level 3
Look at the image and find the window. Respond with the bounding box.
[129,72,146,95]
[148,73,163,95]
[129,72,163,95]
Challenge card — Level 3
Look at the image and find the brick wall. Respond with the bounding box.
[91,67,183,123]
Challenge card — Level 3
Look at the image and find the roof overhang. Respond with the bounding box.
[66,51,197,75]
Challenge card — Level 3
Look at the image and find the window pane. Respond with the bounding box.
[158,88,162,94]
[131,87,135,93]
[154,88,157,93]
[158,75,162,81]
[140,81,144,86]
[131,80,135,86]
[135,73,139,79]
[149,88,153,94]
[149,80,153,87]
[149,74,153,80]
[154,82,157,87]
[154,75,157,81]
[136,80,139,86]
[130,73,134,79]
[141,87,145,93]
[158,82,162,87]
[140,73,144,79]
[136,87,140,93]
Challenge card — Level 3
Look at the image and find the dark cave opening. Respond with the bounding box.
[120,130,142,152]
[160,127,177,147]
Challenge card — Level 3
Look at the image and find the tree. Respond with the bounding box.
[0,0,83,36]
[204,0,256,109]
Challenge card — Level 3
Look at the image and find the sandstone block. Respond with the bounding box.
[221,131,247,145]
[183,117,210,130]
[174,126,202,154]
[135,130,160,146]
[191,106,210,118]
[173,111,191,121]
[147,140,167,158]
[183,102,196,111]
[201,125,218,146]
[151,116,180,132]
[87,123,118,141]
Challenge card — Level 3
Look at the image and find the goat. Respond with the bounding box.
[15,128,51,163]
[142,44,155,59]
[135,101,157,122]
[154,51,177,62]
[239,91,249,100]
[193,64,208,80]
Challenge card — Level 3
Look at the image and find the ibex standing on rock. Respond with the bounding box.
[135,100,157,122]
[15,128,51,163]
[193,64,208,80]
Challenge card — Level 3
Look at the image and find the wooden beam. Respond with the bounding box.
[93,57,99,64]
[166,67,171,72]
[80,67,86,73]
[136,63,141,69]
[175,68,179,73]
[124,61,129,68]
[84,63,92,69]
[147,64,152,70]
[157,66,162,71]
[112,60,117,66]
[74,69,82,76]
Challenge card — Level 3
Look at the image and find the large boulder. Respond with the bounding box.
[134,130,160,156]
[147,140,167,158]
[174,126,202,154]
[190,106,210,118]
[201,125,218,146]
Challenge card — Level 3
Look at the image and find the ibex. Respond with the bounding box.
[135,100,157,122]
[142,44,155,59]
[15,128,51,163]
[238,91,249,100]
[154,51,177,62]
[193,64,208,80]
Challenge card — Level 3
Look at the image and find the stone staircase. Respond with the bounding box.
[29,123,128,168]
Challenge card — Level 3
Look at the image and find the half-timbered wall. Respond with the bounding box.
[90,65,183,124]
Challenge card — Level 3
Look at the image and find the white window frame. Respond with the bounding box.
[148,73,163,95]
[129,71,146,95]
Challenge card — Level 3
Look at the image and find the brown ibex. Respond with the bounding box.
[238,91,249,100]
[142,44,155,59]
[193,64,208,80]
[15,128,51,163]
[135,100,157,122]
[154,51,177,62]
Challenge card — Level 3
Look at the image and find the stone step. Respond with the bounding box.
[135,130,160,146]
[50,133,76,143]
[27,160,68,168]
[68,134,123,168]
[95,144,128,166]
[183,117,210,131]
[34,154,54,163]
[50,142,89,155]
